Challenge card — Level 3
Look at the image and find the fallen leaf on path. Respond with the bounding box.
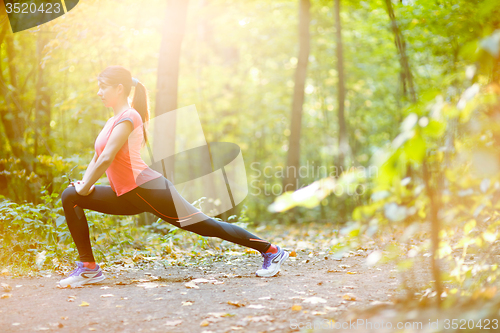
[342,293,356,301]
[324,306,338,312]
[202,312,232,324]
[79,301,89,307]
[165,320,182,326]
[366,250,382,266]
[370,301,393,305]
[1,268,8,276]
[327,269,342,273]
[249,315,274,322]
[185,281,199,289]
[100,294,114,298]
[290,250,297,257]
[189,278,223,286]
[228,300,245,307]
[49,323,64,328]
[347,271,357,274]
[137,282,158,289]
[1,293,12,299]
[182,301,194,306]
[207,312,232,318]
[115,281,128,285]
[312,311,326,315]
[291,305,302,311]
[290,289,306,294]
[303,297,327,304]
[205,317,223,324]
[200,320,210,327]
[1,283,12,292]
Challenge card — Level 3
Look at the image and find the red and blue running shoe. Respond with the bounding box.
[57,262,106,288]
[255,245,289,277]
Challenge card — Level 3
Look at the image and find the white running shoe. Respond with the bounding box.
[256,245,289,277]
[58,262,105,288]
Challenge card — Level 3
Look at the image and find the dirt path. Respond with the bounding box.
[0,246,414,333]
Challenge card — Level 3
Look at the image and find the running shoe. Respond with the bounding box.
[57,262,105,288]
[255,245,289,277]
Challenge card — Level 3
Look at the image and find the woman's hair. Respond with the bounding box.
[97,65,150,145]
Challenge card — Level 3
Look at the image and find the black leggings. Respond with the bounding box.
[61,176,271,262]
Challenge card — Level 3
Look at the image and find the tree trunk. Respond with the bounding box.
[0,34,35,201]
[154,0,189,183]
[283,0,310,192]
[34,30,52,155]
[384,0,416,103]
[34,29,53,197]
[422,158,442,307]
[334,0,350,170]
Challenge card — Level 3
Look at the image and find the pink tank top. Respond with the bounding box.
[94,108,162,196]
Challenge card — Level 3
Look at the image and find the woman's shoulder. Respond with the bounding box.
[114,108,142,129]
[121,107,142,120]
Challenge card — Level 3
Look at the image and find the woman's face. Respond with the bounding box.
[97,80,124,108]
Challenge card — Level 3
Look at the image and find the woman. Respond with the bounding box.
[58,66,289,288]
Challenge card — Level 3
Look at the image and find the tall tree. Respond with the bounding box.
[284,0,310,192]
[384,0,416,103]
[34,28,53,197]
[154,0,190,183]
[334,0,350,170]
[0,34,34,201]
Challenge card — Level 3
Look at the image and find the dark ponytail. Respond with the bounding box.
[131,81,150,146]
[97,65,150,146]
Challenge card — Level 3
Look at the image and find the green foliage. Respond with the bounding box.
[0,186,69,274]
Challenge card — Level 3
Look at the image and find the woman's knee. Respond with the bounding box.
[61,186,78,204]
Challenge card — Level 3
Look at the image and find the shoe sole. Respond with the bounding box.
[58,274,106,288]
[256,250,289,277]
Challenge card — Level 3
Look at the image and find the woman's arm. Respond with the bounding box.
[77,121,134,195]
[81,152,98,184]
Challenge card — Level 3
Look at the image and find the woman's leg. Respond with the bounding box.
[61,185,144,262]
[125,177,273,253]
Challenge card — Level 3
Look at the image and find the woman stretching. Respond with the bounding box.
[58,66,289,288]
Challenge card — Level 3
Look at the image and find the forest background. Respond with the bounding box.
[1,0,500,326]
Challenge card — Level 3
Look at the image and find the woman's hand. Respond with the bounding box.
[72,180,95,196]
